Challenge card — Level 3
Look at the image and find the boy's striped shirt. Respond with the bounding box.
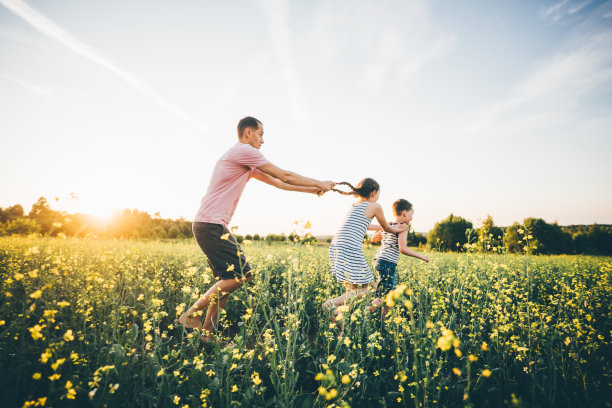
[375,222,401,264]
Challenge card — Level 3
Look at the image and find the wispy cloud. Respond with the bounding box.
[464,29,612,134]
[0,72,51,99]
[0,0,206,131]
[259,0,310,128]
[357,1,455,91]
[542,0,592,22]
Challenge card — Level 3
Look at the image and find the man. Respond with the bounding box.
[179,116,334,344]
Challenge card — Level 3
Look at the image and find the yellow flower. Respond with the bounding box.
[32,373,41,380]
[57,300,70,308]
[482,369,492,378]
[63,330,74,341]
[66,381,76,400]
[481,342,489,351]
[157,368,164,376]
[226,264,235,272]
[48,373,61,381]
[29,289,43,299]
[437,328,456,351]
[28,324,46,341]
[40,349,52,364]
[325,388,338,400]
[452,368,461,376]
[315,372,324,381]
[231,385,238,392]
[341,374,350,384]
[454,349,462,358]
[251,372,262,385]
[468,354,478,362]
[174,395,181,405]
[221,233,231,240]
[51,358,66,371]
[318,386,326,395]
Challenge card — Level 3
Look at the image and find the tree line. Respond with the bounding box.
[427,214,612,255]
[1,197,611,254]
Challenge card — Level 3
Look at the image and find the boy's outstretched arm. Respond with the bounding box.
[398,230,429,262]
[251,170,321,194]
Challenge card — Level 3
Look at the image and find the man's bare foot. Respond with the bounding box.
[178,312,202,329]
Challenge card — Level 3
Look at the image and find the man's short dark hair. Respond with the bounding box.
[237,116,262,138]
[393,199,413,216]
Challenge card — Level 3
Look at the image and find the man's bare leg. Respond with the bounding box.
[179,275,252,330]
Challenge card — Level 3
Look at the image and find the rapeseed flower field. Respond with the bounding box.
[1,236,610,407]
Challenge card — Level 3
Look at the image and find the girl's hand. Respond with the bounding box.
[395,223,409,233]
[421,255,430,263]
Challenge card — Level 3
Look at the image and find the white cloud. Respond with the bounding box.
[542,0,592,22]
[356,1,455,91]
[464,29,612,134]
[0,72,51,99]
[259,0,311,128]
[0,0,206,131]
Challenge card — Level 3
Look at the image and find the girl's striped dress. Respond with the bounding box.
[329,201,374,284]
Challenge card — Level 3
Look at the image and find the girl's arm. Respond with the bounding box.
[368,224,382,231]
[371,230,383,243]
[369,204,409,234]
[252,170,321,194]
[398,230,429,262]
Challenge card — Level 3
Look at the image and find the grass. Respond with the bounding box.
[1,236,610,407]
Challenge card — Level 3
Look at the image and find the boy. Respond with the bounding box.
[370,199,429,310]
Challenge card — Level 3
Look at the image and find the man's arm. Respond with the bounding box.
[251,170,321,194]
[398,231,429,262]
[257,163,334,191]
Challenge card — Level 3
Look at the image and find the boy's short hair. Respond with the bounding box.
[393,199,413,216]
[237,116,262,138]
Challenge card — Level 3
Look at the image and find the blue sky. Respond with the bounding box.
[1,0,611,235]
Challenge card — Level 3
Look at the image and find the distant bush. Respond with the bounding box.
[428,214,473,252]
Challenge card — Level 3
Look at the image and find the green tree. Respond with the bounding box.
[0,204,24,222]
[28,197,60,235]
[4,217,41,235]
[478,215,504,252]
[523,218,572,255]
[428,214,473,252]
[167,226,181,239]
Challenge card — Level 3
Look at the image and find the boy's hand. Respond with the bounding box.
[421,255,430,263]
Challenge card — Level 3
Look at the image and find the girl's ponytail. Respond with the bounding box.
[332,178,379,198]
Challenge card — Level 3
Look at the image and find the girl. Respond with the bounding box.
[323,178,408,317]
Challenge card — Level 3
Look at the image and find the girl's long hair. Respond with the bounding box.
[332,178,380,198]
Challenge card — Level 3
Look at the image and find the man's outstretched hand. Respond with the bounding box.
[318,181,335,193]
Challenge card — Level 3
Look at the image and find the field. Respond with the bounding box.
[1,237,611,407]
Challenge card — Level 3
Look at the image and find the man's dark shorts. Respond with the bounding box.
[374,259,397,298]
[192,222,252,280]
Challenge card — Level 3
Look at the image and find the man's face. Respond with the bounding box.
[245,123,264,149]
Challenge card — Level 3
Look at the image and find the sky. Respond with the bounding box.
[1,0,611,236]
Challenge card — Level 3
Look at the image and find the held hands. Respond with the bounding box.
[315,180,336,196]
